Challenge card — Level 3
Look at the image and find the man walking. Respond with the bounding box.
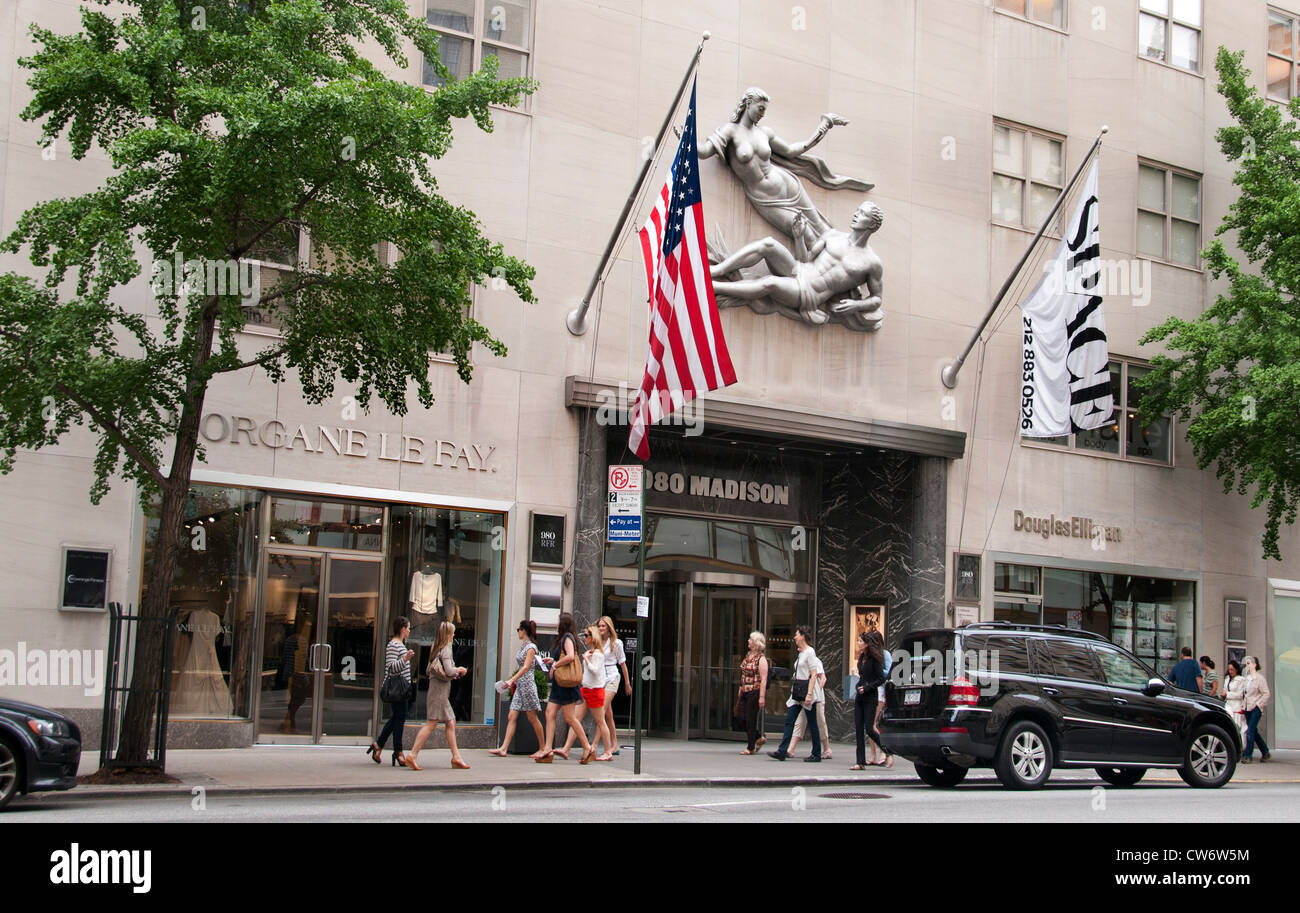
[1166,646,1203,693]
[768,625,824,762]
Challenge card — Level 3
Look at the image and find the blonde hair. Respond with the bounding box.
[599,615,619,647]
[749,631,766,651]
[432,620,455,656]
[584,625,605,651]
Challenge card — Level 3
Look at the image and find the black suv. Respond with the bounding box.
[879,623,1239,789]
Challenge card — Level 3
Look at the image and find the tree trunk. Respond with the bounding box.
[114,312,217,769]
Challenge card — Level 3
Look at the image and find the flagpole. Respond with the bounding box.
[940,126,1108,389]
[566,32,711,336]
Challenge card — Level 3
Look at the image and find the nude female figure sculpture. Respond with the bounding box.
[698,87,872,248]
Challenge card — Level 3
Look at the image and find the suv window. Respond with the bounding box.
[1037,639,1103,682]
[1095,646,1153,690]
[963,634,1031,676]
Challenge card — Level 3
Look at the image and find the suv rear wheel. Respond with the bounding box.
[0,737,21,811]
[1178,724,1235,788]
[994,720,1053,789]
[914,762,968,788]
[1095,766,1146,787]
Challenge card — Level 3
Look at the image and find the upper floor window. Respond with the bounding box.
[992,122,1065,231]
[1138,0,1201,72]
[1269,9,1299,101]
[1024,358,1174,465]
[1137,162,1201,267]
[994,0,1065,29]
[423,0,532,90]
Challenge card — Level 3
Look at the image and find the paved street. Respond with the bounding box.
[10,780,1300,823]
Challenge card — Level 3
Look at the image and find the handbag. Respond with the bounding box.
[553,635,582,688]
[791,676,809,704]
[380,671,413,704]
[427,651,452,683]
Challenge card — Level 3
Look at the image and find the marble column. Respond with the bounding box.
[899,455,948,634]
[571,408,606,627]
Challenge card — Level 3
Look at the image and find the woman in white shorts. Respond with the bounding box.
[598,615,631,756]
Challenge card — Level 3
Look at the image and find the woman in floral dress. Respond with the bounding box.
[489,620,545,756]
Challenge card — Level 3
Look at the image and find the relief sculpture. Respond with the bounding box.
[697,87,884,332]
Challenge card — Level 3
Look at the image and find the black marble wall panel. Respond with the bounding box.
[816,451,948,741]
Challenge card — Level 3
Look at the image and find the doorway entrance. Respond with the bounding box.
[257,550,382,743]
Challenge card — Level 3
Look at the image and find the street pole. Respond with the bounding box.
[634,486,646,775]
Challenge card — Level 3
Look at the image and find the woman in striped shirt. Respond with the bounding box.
[370,616,414,767]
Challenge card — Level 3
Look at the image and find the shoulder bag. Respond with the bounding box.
[380,669,414,704]
[553,634,583,688]
[791,653,810,703]
[427,650,452,682]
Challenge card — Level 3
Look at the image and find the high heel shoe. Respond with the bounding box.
[366,743,381,764]
[534,752,553,763]
[553,747,570,760]
[392,754,407,767]
[580,747,595,765]
[451,758,470,769]
[404,755,423,771]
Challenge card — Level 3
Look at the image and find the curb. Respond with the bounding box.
[40,770,1296,802]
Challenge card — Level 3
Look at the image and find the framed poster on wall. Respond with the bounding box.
[529,512,566,568]
[953,552,980,604]
[60,546,111,612]
[846,602,886,673]
[1226,599,1247,644]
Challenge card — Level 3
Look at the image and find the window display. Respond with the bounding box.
[143,485,263,719]
[388,506,504,725]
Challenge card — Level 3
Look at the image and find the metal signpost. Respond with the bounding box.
[607,465,647,773]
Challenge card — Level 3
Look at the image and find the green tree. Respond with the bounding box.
[1136,47,1300,562]
[0,0,535,768]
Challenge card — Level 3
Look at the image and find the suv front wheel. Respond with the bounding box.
[914,762,968,788]
[1178,724,1235,789]
[994,720,1053,789]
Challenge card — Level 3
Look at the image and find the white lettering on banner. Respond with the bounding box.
[198,414,498,472]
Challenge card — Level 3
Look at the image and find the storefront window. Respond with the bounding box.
[142,485,263,719]
[388,505,503,725]
[993,562,1195,668]
[269,497,383,551]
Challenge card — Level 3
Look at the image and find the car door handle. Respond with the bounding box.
[1042,687,1062,696]
[1112,697,1128,705]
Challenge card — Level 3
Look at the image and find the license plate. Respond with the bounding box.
[904,689,921,705]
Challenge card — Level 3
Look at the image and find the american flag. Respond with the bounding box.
[629,80,736,460]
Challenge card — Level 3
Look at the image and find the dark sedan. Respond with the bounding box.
[0,699,81,809]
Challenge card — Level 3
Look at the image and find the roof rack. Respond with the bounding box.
[957,621,1110,642]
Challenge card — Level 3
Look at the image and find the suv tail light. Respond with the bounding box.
[946,676,980,707]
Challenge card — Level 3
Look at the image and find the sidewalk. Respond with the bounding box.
[59,740,1300,800]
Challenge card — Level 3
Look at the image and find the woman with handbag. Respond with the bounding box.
[490,620,546,757]
[371,616,415,767]
[407,621,470,770]
[533,613,596,764]
[767,625,823,762]
[1241,655,1272,763]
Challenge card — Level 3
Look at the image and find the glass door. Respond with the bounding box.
[703,587,759,739]
[258,551,380,743]
[259,553,323,741]
[317,556,381,740]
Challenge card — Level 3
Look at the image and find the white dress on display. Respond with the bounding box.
[172,608,233,716]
